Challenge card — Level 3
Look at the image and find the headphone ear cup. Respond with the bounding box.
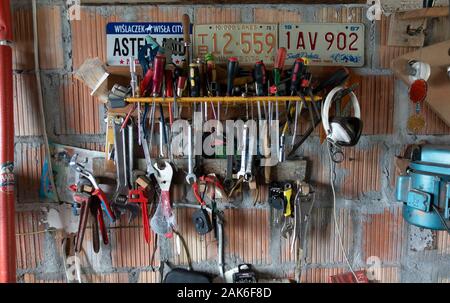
[330,117,363,146]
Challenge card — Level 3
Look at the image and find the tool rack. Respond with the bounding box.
[125,95,322,104]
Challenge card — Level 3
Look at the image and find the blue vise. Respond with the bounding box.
[396,145,450,230]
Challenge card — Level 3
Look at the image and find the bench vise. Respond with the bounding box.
[396,145,450,230]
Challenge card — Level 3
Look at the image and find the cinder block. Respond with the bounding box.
[351,74,395,135]
[195,7,242,24]
[12,7,34,71]
[340,144,382,200]
[58,74,102,135]
[71,7,121,70]
[254,8,301,23]
[15,143,45,204]
[37,6,64,70]
[138,271,161,283]
[306,208,354,265]
[13,74,43,136]
[377,15,418,70]
[224,208,270,265]
[315,6,364,23]
[110,214,159,268]
[16,211,45,270]
[171,208,218,265]
[362,207,406,263]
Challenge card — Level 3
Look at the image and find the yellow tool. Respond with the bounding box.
[283,183,293,217]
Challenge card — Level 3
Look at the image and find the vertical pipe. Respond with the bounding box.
[0,0,15,283]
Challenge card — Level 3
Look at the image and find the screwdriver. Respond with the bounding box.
[273,47,287,95]
[205,53,218,120]
[226,57,239,97]
[254,61,266,121]
[189,63,201,98]
[152,54,166,97]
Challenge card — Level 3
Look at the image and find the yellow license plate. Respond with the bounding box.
[194,24,278,65]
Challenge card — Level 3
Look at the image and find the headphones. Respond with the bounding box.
[321,86,363,147]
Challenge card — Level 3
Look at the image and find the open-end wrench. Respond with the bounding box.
[236,125,248,181]
[245,125,255,182]
[151,161,175,238]
[185,125,196,184]
[140,124,158,178]
[112,118,139,220]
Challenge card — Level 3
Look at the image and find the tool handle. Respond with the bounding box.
[284,189,293,217]
[182,14,191,45]
[189,64,200,97]
[274,47,287,70]
[142,201,150,243]
[93,188,116,221]
[152,55,166,97]
[226,57,239,96]
[290,58,306,94]
[254,61,266,97]
[97,207,109,245]
[192,182,206,206]
[75,202,89,253]
[176,75,187,97]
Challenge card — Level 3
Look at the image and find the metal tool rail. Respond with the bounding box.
[125,96,322,104]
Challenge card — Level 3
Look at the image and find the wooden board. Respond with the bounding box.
[392,39,450,127]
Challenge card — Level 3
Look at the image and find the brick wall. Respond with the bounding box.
[11,1,450,283]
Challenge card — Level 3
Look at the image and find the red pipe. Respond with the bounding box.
[0,0,16,283]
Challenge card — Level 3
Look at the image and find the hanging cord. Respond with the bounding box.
[432,205,450,235]
[32,0,60,202]
[327,141,359,282]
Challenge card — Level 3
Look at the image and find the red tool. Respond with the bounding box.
[128,188,151,243]
[192,175,225,206]
[70,185,109,253]
[176,75,187,97]
[152,55,166,97]
[165,70,174,125]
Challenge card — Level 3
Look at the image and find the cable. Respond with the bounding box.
[32,0,60,203]
[327,141,359,283]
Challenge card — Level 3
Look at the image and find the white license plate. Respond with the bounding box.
[106,22,189,67]
[194,24,278,65]
[279,23,365,67]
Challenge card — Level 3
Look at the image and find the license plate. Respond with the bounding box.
[279,23,365,67]
[106,22,190,67]
[194,24,278,65]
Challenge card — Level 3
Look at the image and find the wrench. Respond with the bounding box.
[245,125,255,182]
[112,117,139,220]
[236,125,248,181]
[185,125,197,184]
[151,161,175,238]
[140,124,158,178]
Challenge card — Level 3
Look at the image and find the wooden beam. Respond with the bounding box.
[400,7,449,20]
[81,0,366,4]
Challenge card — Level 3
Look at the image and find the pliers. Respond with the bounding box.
[70,184,109,253]
[69,154,116,221]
